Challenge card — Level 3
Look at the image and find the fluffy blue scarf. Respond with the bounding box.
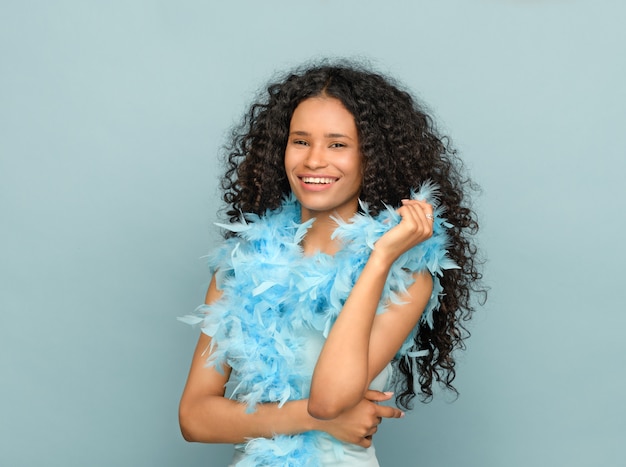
[181,183,457,466]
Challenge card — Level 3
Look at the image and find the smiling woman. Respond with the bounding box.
[179,60,485,466]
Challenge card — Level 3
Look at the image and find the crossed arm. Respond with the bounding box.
[308,199,435,419]
[179,199,434,446]
[178,277,406,448]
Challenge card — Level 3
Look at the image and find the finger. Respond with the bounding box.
[405,201,435,232]
[360,438,372,448]
[375,404,405,419]
[401,199,431,210]
[402,199,434,217]
[363,390,394,402]
[401,201,433,221]
[397,204,422,229]
[411,201,434,223]
[418,201,435,224]
[413,205,432,232]
[398,204,431,237]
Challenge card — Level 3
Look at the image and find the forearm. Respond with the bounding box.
[180,396,319,443]
[309,251,392,418]
[309,201,435,419]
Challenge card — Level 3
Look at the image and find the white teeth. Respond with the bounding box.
[302,177,336,184]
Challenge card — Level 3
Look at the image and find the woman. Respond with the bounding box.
[179,61,483,466]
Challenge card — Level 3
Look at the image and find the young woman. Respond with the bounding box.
[179,61,483,466]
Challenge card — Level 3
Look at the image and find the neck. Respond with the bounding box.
[300,211,343,256]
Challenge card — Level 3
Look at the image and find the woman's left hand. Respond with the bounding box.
[372,199,434,266]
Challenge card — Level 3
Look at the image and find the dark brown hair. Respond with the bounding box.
[220,60,486,408]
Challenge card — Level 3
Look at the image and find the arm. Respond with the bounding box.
[179,276,404,446]
[179,331,315,443]
[308,200,434,419]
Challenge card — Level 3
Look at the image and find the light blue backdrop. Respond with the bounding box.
[1,1,624,466]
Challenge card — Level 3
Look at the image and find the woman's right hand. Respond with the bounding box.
[315,390,404,448]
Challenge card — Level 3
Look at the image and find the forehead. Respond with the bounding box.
[290,97,357,133]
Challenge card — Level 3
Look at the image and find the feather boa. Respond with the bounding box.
[180,183,457,466]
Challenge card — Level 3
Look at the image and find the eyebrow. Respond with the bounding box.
[289,130,354,140]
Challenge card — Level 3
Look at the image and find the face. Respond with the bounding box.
[284,97,363,221]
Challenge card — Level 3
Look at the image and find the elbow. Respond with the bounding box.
[180,426,195,443]
[179,401,210,443]
[308,382,364,419]
[178,406,197,442]
[179,420,197,443]
[308,404,342,421]
[179,392,228,443]
[307,395,351,420]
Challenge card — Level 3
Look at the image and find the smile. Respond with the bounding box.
[300,176,338,185]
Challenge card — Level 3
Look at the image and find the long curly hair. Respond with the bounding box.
[220,60,485,409]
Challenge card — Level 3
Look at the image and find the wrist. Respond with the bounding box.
[367,248,396,272]
[297,399,323,432]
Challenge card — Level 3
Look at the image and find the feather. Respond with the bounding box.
[178,185,456,463]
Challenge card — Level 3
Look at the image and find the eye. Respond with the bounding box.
[329,142,346,149]
[293,139,309,146]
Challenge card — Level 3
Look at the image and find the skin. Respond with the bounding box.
[179,96,435,447]
[284,97,363,225]
[179,277,404,448]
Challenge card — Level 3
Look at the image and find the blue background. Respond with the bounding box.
[1,1,624,466]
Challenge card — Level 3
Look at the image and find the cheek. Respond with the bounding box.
[353,161,365,190]
[283,151,298,184]
[347,155,364,181]
[283,152,294,176]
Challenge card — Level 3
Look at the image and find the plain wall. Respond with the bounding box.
[1,1,624,466]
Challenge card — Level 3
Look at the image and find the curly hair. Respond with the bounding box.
[220,60,485,409]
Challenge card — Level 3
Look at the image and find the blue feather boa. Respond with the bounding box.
[180,183,457,466]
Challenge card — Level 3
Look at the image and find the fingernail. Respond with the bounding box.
[383,391,394,396]
[400,412,405,418]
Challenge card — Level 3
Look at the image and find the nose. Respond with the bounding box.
[304,144,328,169]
